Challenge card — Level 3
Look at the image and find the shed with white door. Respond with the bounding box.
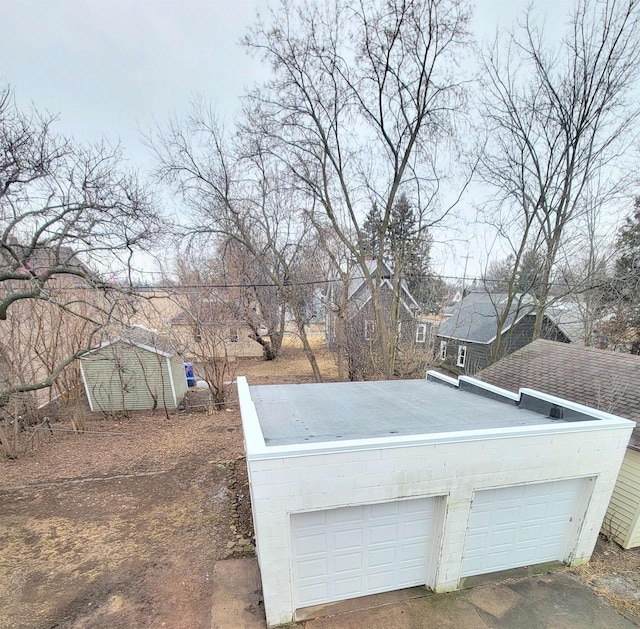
[239,373,635,627]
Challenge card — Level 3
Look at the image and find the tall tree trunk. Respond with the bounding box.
[292,309,322,382]
[334,278,349,381]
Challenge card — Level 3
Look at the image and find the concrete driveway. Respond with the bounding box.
[211,558,637,629]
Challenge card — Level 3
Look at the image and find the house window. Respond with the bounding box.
[194,325,202,343]
[457,345,467,368]
[416,324,427,343]
[364,320,376,340]
[229,328,239,343]
[440,340,447,360]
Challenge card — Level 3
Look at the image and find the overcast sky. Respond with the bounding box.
[1,0,568,279]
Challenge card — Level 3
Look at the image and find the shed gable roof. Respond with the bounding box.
[83,325,180,358]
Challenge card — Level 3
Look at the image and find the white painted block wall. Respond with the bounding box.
[247,428,629,626]
[238,378,634,627]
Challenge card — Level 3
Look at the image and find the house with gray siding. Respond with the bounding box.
[80,326,188,412]
[326,260,423,342]
[435,291,571,375]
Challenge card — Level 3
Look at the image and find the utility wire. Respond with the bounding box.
[15,272,595,291]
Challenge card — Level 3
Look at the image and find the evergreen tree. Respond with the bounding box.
[484,249,545,297]
[360,194,445,312]
[607,198,640,353]
[361,204,383,259]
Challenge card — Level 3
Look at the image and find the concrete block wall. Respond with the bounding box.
[247,425,631,626]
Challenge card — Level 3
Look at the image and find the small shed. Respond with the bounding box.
[240,373,634,626]
[80,326,188,412]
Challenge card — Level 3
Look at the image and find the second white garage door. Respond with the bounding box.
[461,477,587,578]
[291,498,439,608]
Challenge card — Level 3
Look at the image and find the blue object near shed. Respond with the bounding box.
[184,362,196,387]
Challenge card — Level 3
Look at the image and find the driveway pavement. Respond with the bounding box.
[211,558,637,629]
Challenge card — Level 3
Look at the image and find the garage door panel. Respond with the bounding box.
[492,506,522,526]
[333,506,363,525]
[298,582,328,604]
[403,519,430,538]
[461,478,585,578]
[292,498,438,608]
[370,501,400,518]
[369,547,396,568]
[334,529,363,550]
[369,523,398,544]
[399,542,428,561]
[295,533,327,556]
[297,557,329,579]
[334,576,362,597]
[296,510,329,527]
[368,570,394,590]
[334,552,362,573]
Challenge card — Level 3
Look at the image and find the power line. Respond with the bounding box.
[4,271,601,291]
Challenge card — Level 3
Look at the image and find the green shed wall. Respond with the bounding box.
[81,342,179,411]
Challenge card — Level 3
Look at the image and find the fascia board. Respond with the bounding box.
[244,417,634,462]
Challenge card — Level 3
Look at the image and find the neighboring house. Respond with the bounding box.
[435,291,572,375]
[128,287,266,360]
[325,259,425,348]
[0,244,102,410]
[239,373,633,626]
[170,309,264,360]
[127,288,187,334]
[79,326,188,412]
[476,339,640,549]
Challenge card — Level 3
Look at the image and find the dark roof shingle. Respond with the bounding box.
[476,339,640,449]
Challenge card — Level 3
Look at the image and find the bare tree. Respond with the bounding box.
[477,0,640,342]
[218,238,287,361]
[239,0,473,379]
[150,107,328,381]
[0,85,159,408]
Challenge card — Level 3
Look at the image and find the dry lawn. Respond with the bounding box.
[3,347,640,628]
[568,538,640,624]
[0,347,333,629]
[236,345,339,385]
[0,394,254,629]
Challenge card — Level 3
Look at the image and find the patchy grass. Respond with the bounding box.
[568,537,640,623]
[0,406,249,629]
[237,346,339,385]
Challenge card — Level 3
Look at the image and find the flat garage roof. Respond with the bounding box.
[250,379,564,446]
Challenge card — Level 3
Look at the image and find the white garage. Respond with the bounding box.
[292,497,440,607]
[239,373,634,627]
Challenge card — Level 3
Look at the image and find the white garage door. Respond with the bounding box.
[291,498,438,608]
[461,478,586,577]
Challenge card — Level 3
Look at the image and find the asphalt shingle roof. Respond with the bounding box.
[476,339,640,449]
[437,291,534,344]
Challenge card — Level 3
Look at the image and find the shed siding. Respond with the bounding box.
[169,356,188,403]
[81,342,177,411]
[605,449,640,548]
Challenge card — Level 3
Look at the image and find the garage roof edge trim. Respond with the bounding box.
[238,375,634,461]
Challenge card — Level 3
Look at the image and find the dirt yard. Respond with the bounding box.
[569,538,640,624]
[0,348,337,629]
[2,347,640,628]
